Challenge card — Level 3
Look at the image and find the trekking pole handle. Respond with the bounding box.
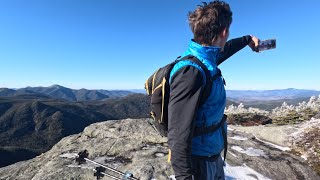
[92,169,122,180]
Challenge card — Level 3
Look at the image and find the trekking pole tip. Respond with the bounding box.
[123,172,133,179]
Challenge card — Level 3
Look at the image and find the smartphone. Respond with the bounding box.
[257,39,276,51]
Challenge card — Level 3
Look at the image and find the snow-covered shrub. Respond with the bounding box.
[271,95,320,124]
[225,103,269,116]
[225,103,271,126]
[271,96,320,124]
[225,96,320,125]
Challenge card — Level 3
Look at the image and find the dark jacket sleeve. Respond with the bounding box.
[217,35,252,65]
[168,65,204,180]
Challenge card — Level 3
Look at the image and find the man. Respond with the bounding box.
[167,1,260,180]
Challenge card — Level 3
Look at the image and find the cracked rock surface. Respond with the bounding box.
[0,119,319,180]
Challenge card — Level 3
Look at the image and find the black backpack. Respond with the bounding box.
[144,55,223,137]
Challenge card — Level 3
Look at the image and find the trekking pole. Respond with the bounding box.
[85,158,137,180]
[76,150,139,180]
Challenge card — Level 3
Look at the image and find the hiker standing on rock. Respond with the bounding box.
[168,1,260,180]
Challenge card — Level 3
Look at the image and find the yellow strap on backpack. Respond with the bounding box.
[168,149,171,163]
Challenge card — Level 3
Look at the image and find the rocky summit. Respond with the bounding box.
[0,119,319,180]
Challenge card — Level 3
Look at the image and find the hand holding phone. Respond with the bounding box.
[249,36,260,52]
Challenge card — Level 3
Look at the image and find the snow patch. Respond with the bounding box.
[168,163,271,180]
[232,129,291,151]
[232,146,244,152]
[230,136,248,141]
[59,153,78,159]
[67,164,94,170]
[155,152,165,157]
[228,127,235,131]
[254,135,290,151]
[301,154,308,160]
[225,163,272,180]
[227,150,238,158]
[231,146,267,157]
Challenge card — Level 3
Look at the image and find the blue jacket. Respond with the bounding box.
[170,40,227,155]
[167,36,251,180]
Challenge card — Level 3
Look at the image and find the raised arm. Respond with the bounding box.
[217,35,259,65]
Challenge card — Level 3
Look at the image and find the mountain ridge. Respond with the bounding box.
[2,86,319,102]
[0,85,136,101]
[0,93,150,167]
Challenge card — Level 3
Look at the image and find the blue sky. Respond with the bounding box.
[0,0,319,90]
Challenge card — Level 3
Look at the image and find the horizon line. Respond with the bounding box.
[1,84,320,91]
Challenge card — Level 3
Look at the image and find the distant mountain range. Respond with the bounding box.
[1,85,319,167]
[0,85,135,101]
[226,88,320,102]
[124,88,320,102]
[2,86,319,102]
[129,87,319,110]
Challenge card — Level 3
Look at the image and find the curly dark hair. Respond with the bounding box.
[188,1,233,45]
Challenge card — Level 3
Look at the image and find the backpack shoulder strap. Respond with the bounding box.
[178,55,222,105]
